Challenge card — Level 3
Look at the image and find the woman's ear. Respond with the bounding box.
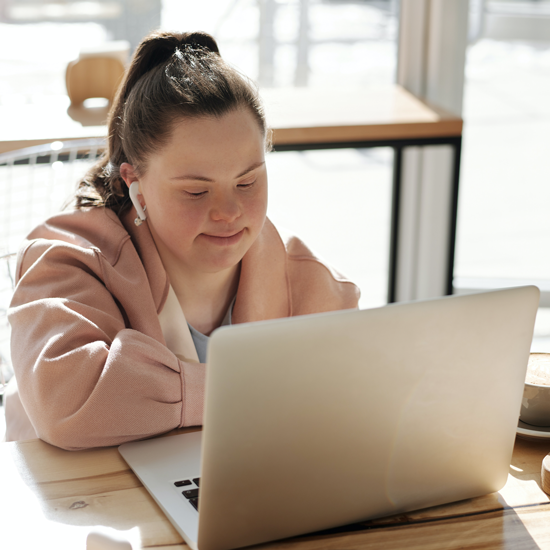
[120,162,138,189]
[121,163,147,225]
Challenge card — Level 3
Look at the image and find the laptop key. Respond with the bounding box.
[174,480,192,487]
[183,488,199,499]
[189,497,199,511]
[193,477,200,487]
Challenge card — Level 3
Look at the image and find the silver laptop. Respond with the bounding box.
[119,286,539,550]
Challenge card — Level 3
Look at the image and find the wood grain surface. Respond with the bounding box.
[2,431,550,550]
[0,85,462,154]
[261,86,462,145]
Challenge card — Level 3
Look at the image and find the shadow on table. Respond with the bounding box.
[276,494,544,550]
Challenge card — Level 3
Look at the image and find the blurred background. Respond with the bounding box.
[0,0,549,324]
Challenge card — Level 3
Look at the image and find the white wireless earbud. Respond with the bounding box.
[129,181,147,226]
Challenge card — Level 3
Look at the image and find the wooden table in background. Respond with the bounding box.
[2,430,550,550]
[0,86,461,154]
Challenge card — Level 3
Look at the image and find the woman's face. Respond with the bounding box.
[123,108,268,276]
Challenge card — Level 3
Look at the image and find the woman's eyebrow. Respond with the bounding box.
[236,161,265,178]
[170,161,265,182]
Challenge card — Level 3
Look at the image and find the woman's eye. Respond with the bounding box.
[238,180,256,189]
[185,190,207,198]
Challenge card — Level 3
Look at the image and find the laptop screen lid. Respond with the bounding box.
[197,286,539,550]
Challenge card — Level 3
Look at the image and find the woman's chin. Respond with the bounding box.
[195,253,244,275]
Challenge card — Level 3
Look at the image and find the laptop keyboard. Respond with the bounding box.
[174,477,201,511]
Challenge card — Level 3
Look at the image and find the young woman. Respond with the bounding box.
[5,31,360,449]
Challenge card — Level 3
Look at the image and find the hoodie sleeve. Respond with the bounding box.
[8,238,205,450]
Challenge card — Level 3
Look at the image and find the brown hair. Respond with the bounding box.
[75,30,269,212]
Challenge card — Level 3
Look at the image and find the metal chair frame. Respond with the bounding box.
[0,138,106,254]
[0,139,106,396]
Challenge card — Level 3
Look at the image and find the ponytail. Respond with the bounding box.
[75,30,265,213]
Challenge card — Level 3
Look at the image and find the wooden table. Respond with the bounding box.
[0,86,461,154]
[2,430,550,550]
[0,86,462,301]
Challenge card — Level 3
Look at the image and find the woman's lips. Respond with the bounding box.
[200,228,245,246]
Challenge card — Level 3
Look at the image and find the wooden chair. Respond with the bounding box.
[65,55,125,107]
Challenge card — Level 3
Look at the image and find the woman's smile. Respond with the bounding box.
[199,228,245,246]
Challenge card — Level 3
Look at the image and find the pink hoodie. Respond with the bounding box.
[6,207,360,450]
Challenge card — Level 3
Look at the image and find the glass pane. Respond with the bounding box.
[0,1,399,98]
[456,2,550,282]
[457,0,550,349]
[162,0,399,89]
[267,148,393,309]
[0,21,109,105]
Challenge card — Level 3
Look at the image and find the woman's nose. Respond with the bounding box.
[210,194,241,223]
